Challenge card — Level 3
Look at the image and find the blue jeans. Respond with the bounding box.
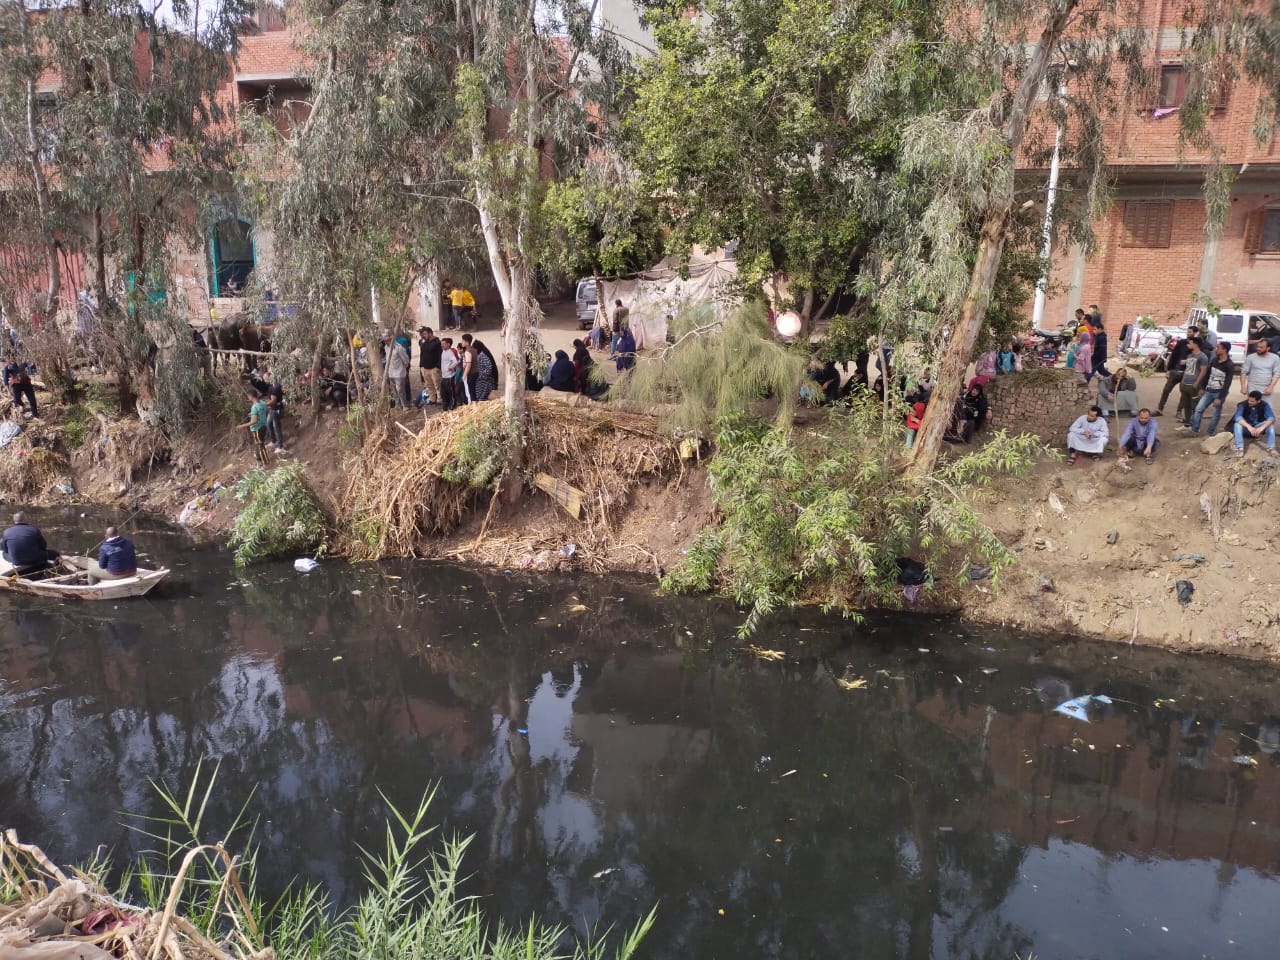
[1190,389,1227,434]
[1233,420,1276,450]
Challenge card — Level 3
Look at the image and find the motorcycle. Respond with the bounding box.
[1030,319,1080,351]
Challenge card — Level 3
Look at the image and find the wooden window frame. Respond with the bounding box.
[1244,208,1280,255]
[1156,64,1185,109]
[1121,200,1175,249]
[1149,62,1228,115]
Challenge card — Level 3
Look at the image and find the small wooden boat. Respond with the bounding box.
[0,555,169,600]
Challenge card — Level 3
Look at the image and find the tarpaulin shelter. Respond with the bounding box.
[599,250,739,350]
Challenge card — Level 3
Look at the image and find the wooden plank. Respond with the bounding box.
[534,472,583,519]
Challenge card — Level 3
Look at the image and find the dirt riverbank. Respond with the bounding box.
[2,358,1277,661]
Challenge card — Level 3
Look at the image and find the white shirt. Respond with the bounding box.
[440,347,459,379]
[1067,414,1109,454]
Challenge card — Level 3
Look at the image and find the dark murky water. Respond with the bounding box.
[1,509,1279,959]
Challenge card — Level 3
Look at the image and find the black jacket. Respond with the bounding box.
[419,336,442,369]
[545,351,576,392]
[1,522,49,566]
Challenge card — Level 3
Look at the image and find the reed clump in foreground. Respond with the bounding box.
[0,769,654,960]
[338,395,682,561]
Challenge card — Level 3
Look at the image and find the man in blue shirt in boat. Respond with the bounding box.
[88,526,138,584]
[1,512,59,575]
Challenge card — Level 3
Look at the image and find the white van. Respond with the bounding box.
[1187,306,1280,364]
[575,278,599,330]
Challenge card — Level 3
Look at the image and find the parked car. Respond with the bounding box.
[1186,306,1280,364]
[575,278,599,330]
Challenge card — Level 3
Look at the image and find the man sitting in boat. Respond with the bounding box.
[1,512,59,575]
[87,527,137,584]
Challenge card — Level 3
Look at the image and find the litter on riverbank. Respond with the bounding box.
[0,831,267,960]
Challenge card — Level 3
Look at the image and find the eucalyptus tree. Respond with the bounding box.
[452,0,629,475]
[0,0,251,414]
[241,0,462,405]
[254,0,626,477]
[880,0,1280,477]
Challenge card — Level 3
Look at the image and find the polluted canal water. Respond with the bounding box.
[1,509,1279,959]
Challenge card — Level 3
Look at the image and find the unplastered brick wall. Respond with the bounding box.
[985,370,1091,441]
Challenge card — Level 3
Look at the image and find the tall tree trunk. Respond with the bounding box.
[502,260,533,499]
[19,18,59,319]
[908,207,1010,477]
[798,288,815,339]
[907,0,1078,479]
[90,206,108,307]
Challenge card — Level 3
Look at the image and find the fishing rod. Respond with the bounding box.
[82,503,146,557]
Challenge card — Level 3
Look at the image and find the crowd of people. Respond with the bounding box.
[1064,317,1279,463]
[230,296,647,462]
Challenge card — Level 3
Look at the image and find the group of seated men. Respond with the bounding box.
[1066,392,1275,464]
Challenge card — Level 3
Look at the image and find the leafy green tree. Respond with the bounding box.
[624,0,951,332]
[663,404,1042,633]
[253,0,626,474]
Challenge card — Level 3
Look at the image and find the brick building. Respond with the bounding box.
[1029,6,1280,335]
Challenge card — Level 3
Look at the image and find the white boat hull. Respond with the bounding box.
[0,555,169,600]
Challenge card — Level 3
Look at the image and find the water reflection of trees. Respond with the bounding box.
[2,549,1280,957]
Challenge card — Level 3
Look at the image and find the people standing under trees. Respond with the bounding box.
[3,354,36,418]
[418,326,442,405]
[255,368,288,456]
[238,388,270,464]
[384,335,409,409]
[1187,341,1234,436]
[459,334,478,403]
[1075,319,1094,383]
[1155,326,1200,415]
[1175,337,1208,424]
[996,339,1019,374]
[1092,317,1110,379]
[439,337,460,410]
[471,337,499,400]
[614,326,637,374]
[1240,337,1280,405]
[446,281,475,330]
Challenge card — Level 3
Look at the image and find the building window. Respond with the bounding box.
[208,218,256,296]
[1157,65,1185,108]
[1121,200,1174,248]
[1244,208,1280,255]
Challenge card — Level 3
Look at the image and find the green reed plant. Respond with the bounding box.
[116,760,654,960]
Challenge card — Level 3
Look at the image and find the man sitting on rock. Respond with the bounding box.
[1066,405,1109,465]
[1116,408,1159,463]
[1231,390,1276,457]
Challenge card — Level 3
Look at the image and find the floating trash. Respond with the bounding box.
[1053,694,1114,723]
